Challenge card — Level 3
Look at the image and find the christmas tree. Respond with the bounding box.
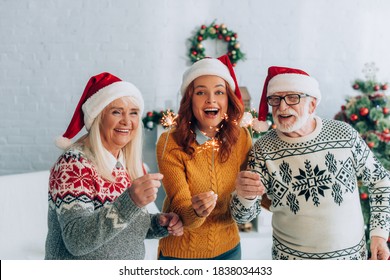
[334,62,390,254]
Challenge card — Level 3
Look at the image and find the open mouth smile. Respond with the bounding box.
[204,108,219,116]
[114,128,130,133]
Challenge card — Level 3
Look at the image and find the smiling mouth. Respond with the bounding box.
[114,129,130,133]
[279,114,294,119]
[204,108,219,116]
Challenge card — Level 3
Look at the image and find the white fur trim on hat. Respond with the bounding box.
[180,58,235,96]
[267,73,321,103]
[82,81,144,130]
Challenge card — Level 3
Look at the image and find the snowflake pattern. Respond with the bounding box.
[49,149,131,211]
[292,160,332,207]
[231,118,390,260]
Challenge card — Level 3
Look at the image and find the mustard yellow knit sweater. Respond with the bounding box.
[156,127,252,259]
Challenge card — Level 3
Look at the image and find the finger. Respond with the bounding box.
[240,171,261,180]
[191,191,215,203]
[168,213,179,227]
[168,220,183,232]
[159,214,168,226]
[196,195,217,216]
[370,248,378,260]
[193,194,217,211]
[238,186,265,195]
[199,199,217,216]
[138,180,161,193]
[144,188,159,202]
[136,173,164,184]
[238,177,262,187]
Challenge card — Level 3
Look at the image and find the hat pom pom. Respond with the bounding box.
[252,119,270,132]
[55,136,72,150]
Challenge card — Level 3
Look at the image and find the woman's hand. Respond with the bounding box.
[159,212,184,236]
[191,191,218,217]
[128,173,163,208]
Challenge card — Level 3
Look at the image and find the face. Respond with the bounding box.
[271,92,316,137]
[191,75,229,137]
[100,97,139,158]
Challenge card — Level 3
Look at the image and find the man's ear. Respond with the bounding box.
[309,97,318,114]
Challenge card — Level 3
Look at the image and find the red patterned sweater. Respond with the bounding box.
[45,146,168,259]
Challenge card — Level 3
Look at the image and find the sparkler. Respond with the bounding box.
[160,110,178,159]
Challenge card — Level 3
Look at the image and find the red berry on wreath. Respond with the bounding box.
[383,128,390,134]
[352,83,359,90]
[341,105,346,111]
[225,36,231,42]
[359,107,369,116]
[197,36,203,42]
[192,51,197,55]
[214,24,219,29]
[373,84,380,91]
[367,142,375,149]
[360,192,368,200]
[147,111,153,117]
[350,114,358,121]
[201,25,206,29]
[381,84,388,90]
[218,34,223,39]
[233,33,238,38]
[383,107,389,115]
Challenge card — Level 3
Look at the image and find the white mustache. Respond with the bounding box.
[276,109,298,117]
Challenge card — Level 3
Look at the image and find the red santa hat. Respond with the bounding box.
[180,54,243,104]
[255,66,321,131]
[56,72,144,150]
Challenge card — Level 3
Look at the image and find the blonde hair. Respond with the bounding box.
[78,96,144,182]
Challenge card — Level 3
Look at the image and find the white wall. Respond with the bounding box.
[1,0,390,175]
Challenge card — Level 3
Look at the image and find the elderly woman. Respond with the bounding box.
[156,55,252,260]
[45,72,183,260]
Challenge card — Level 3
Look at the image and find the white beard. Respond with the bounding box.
[273,102,312,133]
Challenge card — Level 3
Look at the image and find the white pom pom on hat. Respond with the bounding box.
[55,72,144,150]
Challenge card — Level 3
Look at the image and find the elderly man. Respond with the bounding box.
[231,66,390,260]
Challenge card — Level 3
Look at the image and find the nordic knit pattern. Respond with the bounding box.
[231,117,390,260]
[45,146,168,260]
[157,127,252,259]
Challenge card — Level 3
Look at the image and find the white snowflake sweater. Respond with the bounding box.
[45,146,168,260]
[231,117,390,259]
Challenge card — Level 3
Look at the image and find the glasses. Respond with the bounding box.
[266,94,310,107]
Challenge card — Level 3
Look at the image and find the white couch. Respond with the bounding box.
[0,171,272,260]
[0,171,160,260]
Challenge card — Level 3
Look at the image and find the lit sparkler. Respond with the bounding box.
[160,110,178,159]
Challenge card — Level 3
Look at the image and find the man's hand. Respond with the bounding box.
[370,236,390,260]
[235,171,265,199]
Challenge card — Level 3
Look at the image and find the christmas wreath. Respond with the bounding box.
[188,21,245,66]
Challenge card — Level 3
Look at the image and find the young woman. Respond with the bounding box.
[156,55,251,259]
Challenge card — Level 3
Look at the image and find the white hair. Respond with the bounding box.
[82,96,144,182]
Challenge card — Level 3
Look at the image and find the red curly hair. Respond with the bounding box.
[173,80,244,163]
